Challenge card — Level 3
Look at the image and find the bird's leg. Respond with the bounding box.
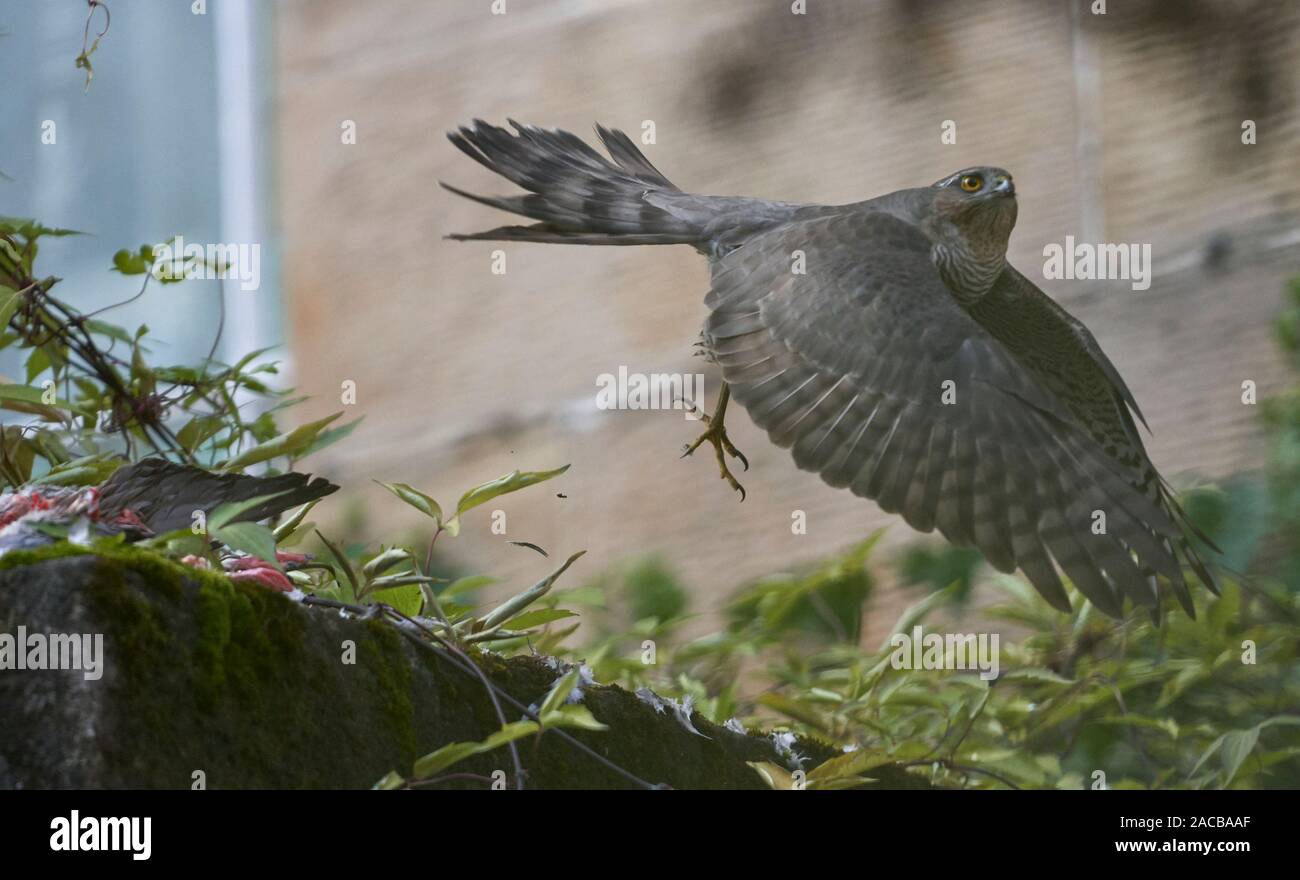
[681,382,749,500]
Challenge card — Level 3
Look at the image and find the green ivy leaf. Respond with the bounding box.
[1000,668,1075,685]
[540,705,608,732]
[806,748,897,787]
[477,550,585,631]
[411,720,539,780]
[411,742,483,780]
[478,720,541,750]
[33,454,121,487]
[502,608,577,630]
[301,416,363,460]
[371,583,423,617]
[446,464,569,531]
[211,522,279,569]
[0,217,82,238]
[441,574,496,599]
[539,669,582,719]
[177,414,226,453]
[0,285,23,328]
[372,771,405,790]
[374,480,442,523]
[1219,727,1261,785]
[209,492,289,531]
[111,247,152,276]
[315,529,359,603]
[220,412,342,471]
[0,383,77,420]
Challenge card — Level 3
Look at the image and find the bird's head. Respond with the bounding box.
[931,166,1017,229]
[924,166,1018,300]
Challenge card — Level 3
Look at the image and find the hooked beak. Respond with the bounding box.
[993,175,1015,197]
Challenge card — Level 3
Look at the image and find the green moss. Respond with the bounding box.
[0,538,230,597]
[360,620,418,766]
[193,577,234,708]
[0,541,436,787]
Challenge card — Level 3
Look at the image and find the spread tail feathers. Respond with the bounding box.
[444,119,703,246]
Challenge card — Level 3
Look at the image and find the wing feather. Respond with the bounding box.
[703,209,1213,617]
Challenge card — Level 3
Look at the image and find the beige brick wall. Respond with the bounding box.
[274,0,1300,632]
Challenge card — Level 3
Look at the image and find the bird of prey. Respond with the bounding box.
[443,120,1217,618]
[0,458,336,568]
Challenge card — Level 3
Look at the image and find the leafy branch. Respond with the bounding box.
[0,220,358,489]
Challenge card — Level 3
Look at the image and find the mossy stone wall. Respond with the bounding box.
[0,546,829,789]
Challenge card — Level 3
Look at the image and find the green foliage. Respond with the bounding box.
[321,465,577,631]
[624,557,689,623]
[450,465,569,523]
[550,545,1300,790]
[6,216,1299,791]
[0,219,366,485]
[898,542,983,601]
[381,664,610,789]
[1254,276,1300,589]
[1,216,581,639]
[727,533,878,642]
[409,721,538,782]
[374,481,442,523]
[376,465,568,538]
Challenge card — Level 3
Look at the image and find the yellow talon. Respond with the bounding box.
[680,384,749,500]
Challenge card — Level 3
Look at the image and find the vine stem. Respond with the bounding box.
[300,595,663,790]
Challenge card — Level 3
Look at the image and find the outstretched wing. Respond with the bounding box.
[705,209,1211,617]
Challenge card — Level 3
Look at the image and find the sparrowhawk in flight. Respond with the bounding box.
[444,119,1217,618]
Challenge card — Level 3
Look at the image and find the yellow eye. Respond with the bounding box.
[960,175,982,193]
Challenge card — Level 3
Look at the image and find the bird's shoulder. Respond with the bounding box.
[709,194,936,275]
[972,265,1150,453]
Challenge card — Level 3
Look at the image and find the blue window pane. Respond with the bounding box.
[0,0,277,378]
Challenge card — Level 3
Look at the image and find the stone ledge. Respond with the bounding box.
[0,545,929,789]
